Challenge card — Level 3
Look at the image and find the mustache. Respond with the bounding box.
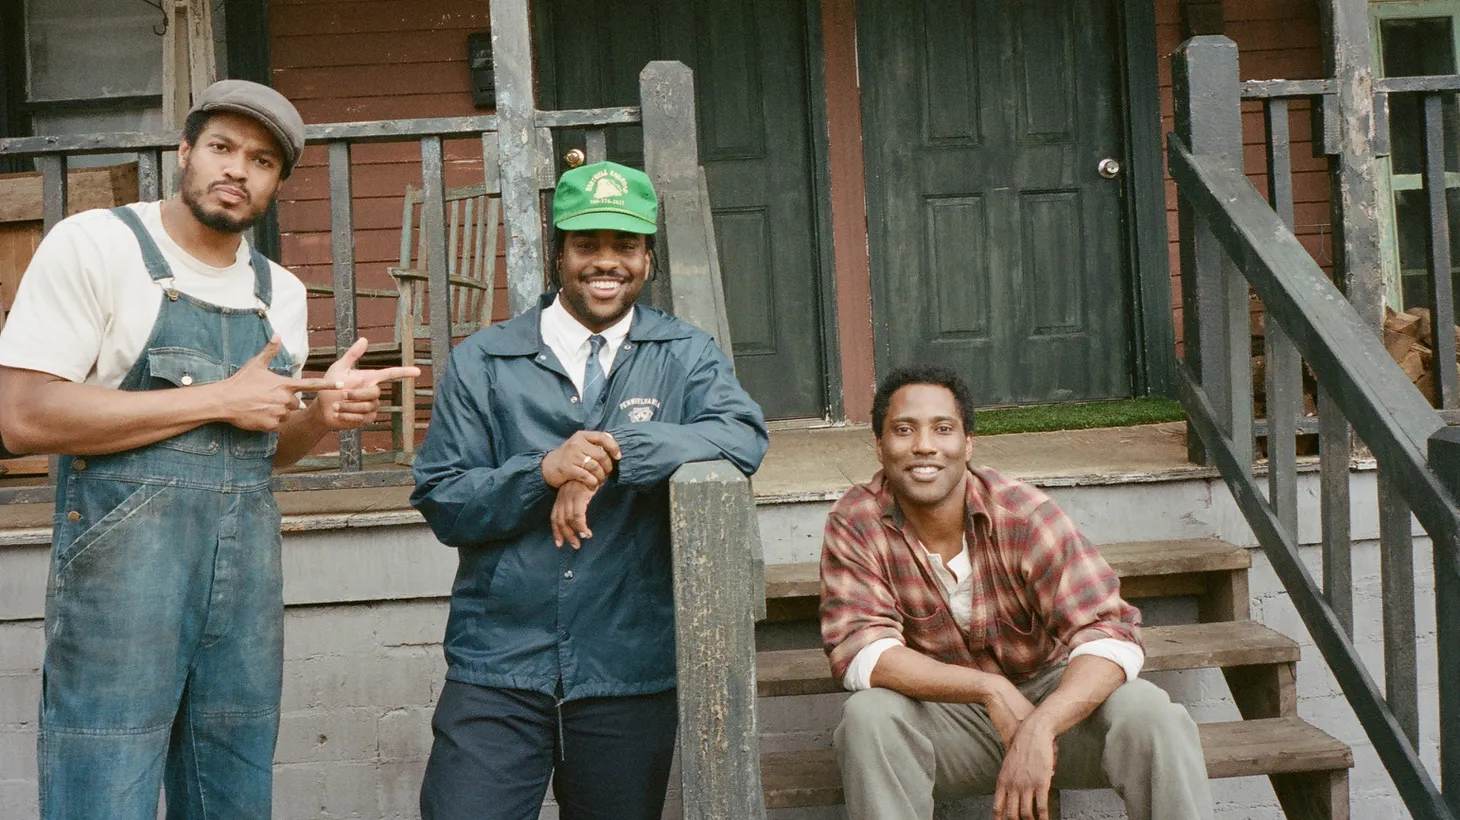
[209,181,248,196]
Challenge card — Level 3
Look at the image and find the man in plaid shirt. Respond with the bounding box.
[820,365,1213,820]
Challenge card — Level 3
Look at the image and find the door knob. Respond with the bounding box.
[1098,158,1122,179]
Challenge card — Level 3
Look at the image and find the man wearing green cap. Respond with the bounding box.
[410,161,768,819]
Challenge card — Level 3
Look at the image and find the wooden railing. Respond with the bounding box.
[1172,35,1460,818]
[0,59,764,819]
[0,62,731,496]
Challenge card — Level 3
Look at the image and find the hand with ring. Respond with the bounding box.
[541,430,621,489]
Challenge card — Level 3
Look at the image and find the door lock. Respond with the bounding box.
[1098,158,1122,179]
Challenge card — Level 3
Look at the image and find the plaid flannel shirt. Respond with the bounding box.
[819,465,1142,684]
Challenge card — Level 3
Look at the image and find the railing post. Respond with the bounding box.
[421,137,452,373]
[489,0,546,316]
[39,154,66,484]
[1428,426,1460,813]
[1422,94,1460,409]
[641,61,728,347]
[669,461,766,820]
[1263,98,1301,543]
[1318,0,1385,333]
[327,141,363,471]
[1173,36,1251,468]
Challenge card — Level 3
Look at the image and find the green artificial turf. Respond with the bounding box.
[973,397,1186,436]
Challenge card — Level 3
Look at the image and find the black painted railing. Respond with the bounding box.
[1173,35,1460,818]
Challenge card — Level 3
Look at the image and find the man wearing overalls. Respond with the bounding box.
[0,80,417,819]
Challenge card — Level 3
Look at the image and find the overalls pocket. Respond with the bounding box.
[53,480,174,575]
[146,348,226,455]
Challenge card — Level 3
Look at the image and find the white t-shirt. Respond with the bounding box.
[0,202,309,387]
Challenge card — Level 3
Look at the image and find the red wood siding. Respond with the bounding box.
[268,0,508,351]
[1156,0,1333,354]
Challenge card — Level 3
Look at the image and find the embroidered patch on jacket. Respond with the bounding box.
[619,396,661,423]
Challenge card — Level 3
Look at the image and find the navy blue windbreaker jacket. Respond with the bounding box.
[410,296,769,700]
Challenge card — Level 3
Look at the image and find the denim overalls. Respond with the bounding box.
[38,206,293,820]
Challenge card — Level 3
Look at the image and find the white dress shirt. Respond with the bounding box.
[842,536,1145,691]
[539,295,633,395]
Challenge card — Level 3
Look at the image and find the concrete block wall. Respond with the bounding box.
[273,601,447,820]
[0,468,1442,819]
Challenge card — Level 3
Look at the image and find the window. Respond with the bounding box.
[21,0,228,167]
[1372,1,1460,317]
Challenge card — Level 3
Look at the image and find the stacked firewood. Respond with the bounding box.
[1383,306,1460,405]
[1250,297,1318,422]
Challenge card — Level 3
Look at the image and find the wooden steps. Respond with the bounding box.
[757,619,1300,697]
[760,717,1353,810]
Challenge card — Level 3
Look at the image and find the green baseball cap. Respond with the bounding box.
[552,161,658,234]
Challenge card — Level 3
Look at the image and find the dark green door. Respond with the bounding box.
[859,0,1134,405]
[537,0,828,420]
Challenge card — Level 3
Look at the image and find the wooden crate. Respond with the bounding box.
[0,162,139,330]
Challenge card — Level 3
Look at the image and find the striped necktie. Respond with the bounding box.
[581,334,607,410]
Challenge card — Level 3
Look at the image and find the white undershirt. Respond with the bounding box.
[842,537,1145,691]
[0,202,309,386]
[539,294,632,395]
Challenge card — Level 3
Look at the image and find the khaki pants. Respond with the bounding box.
[833,665,1214,820]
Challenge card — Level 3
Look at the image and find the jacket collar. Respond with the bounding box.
[477,292,695,356]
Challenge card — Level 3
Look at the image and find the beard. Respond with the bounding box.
[179,167,270,234]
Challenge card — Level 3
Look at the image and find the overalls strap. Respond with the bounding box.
[109,206,172,282]
[110,205,274,309]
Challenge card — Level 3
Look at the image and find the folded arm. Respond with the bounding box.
[609,338,767,487]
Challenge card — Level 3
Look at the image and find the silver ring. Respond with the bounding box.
[583,455,594,466]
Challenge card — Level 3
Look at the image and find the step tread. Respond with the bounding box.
[761,716,1351,809]
[765,538,1250,600]
[758,620,1298,697]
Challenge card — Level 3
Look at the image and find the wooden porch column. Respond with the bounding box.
[1319,0,1386,332]
[490,0,547,316]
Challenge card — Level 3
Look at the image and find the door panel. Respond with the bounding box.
[861,0,1134,405]
[540,0,828,419]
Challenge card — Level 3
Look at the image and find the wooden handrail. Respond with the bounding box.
[1172,35,1460,820]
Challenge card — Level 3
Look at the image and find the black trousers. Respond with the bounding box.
[419,680,678,820]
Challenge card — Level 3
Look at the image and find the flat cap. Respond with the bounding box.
[190,80,305,176]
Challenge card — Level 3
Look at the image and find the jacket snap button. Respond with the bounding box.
[564,569,574,579]
[570,396,579,403]
[73,459,86,471]
[66,511,80,522]
[181,374,194,386]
